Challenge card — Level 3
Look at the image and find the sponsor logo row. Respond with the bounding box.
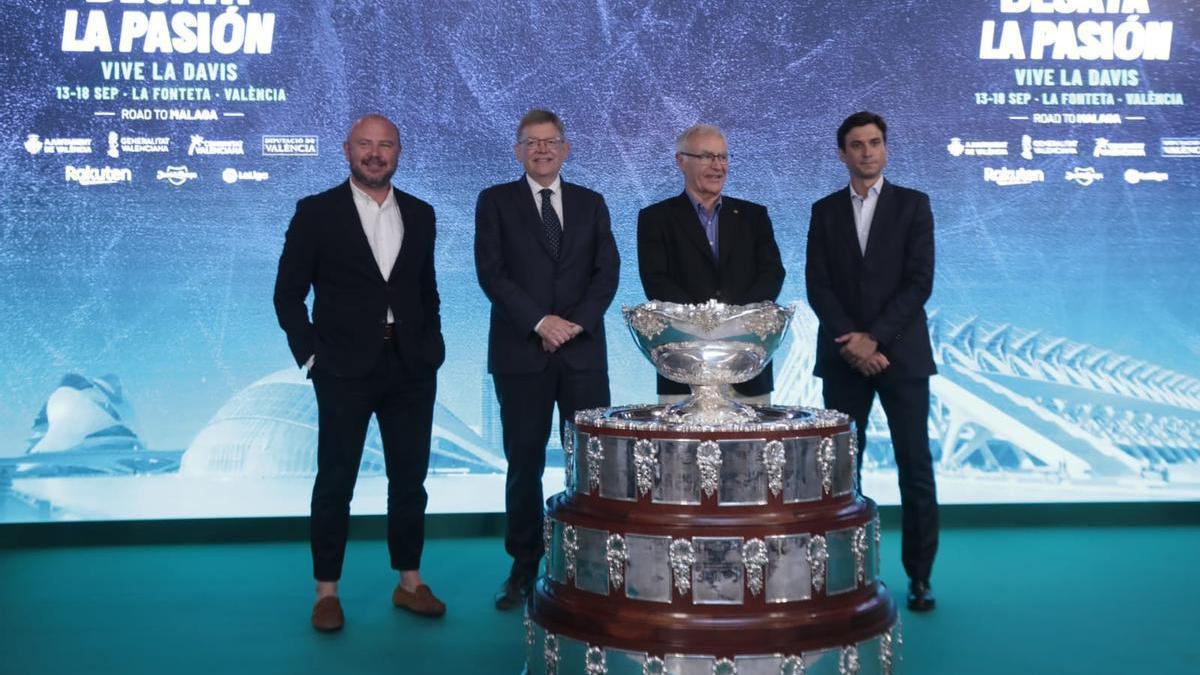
[948,136,1200,159]
[982,166,1169,187]
[24,134,318,157]
[65,164,269,186]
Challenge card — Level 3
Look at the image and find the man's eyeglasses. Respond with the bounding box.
[678,151,731,164]
[518,137,565,150]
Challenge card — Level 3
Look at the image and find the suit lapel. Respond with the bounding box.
[862,181,894,260]
[836,186,863,262]
[560,181,584,258]
[672,193,718,269]
[388,187,417,283]
[717,198,738,271]
[339,181,386,283]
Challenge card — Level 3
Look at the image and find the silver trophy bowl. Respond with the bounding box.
[623,300,794,424]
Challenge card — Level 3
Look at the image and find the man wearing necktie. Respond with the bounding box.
[274,114,447,631]
[474,109,620,610]
[806,111,939,612]
[636,123,786,403]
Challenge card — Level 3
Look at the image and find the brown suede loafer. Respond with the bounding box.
[392,583,446,618]
[311,596,345,632]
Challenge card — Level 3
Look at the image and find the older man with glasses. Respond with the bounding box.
[636,123,785,403]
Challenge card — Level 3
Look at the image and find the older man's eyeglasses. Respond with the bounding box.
[518,137,565,150]
[678,151,731,164]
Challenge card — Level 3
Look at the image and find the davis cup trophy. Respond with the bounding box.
[524,301,901,675]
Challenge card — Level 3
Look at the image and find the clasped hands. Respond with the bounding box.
[837,331,890,377]
[537,315,583,353]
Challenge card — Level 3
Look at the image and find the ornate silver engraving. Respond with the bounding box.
[847,433,858,492]
[606,534,628,590]
[523,614,534,648]
[852,526,867,586]
[763,440,786,497]
[808,534,827,594]
[839,645,860,675]
[880,630,894,675]
[586,645,607,675]
[573,403,848,434]
[818,436,836,496]
[742,538,768,597]
[544,632,559,675]
[781,655,806,675]
[633,439,658,497]
[741,307,788,339]
[669,538,695,596]
[874,513,882,575]
[697,441,722,498]
[625,306,669,339]
[587,437,604,494]
[564,431,575,490]
[712,657,737,675]
[643,656,666,675]
[543,514,554,576]
[563,525,579,583]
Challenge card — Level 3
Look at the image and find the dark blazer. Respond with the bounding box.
[806,180,936,379]
[475,177,619,375]
[274,181,445,378]
[637,192,785,395]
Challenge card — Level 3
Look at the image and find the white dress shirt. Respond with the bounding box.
[849,176,883,255]
[350,179,404,323]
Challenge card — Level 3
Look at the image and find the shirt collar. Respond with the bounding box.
[526,173,562,196]
[349,178,396,208]
[685,190,722,218]
[848,176,884,200]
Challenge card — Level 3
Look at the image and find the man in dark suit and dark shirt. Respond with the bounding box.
[806,111,939,611]
[274,114,447,631]
[637,124,785,402]
[475,109,620,610]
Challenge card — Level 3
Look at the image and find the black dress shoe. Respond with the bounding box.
[494,575,533,611]
[907,579,936,612]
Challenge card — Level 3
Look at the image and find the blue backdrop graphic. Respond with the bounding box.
[1,1,1197,521]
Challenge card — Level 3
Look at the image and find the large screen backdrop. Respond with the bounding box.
[2,1,1197,522]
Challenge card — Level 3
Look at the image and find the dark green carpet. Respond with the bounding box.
[2,526,1197,674]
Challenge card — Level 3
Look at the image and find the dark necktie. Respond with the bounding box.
[540,188,561,259]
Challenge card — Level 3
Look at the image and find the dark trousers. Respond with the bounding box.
[310,344,436,581]
[822,369,939,582]
[493,360,610,579]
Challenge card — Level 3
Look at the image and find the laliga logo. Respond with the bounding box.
[1020,135,1033,161]
[222,168,269,184]
[1124,169,1168,184]
[108,131,120,158]
[24,134,44,155]
[946,138,965,157]
[1064,167,1103,187]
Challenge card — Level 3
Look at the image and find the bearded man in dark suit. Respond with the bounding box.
[274,114,447,631]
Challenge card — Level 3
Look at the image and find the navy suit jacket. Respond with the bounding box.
[474,177,619,375]
[637,192,785,395]
[273,181,445,378]
[806,180,936,380]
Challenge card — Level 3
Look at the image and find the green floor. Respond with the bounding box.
[2,523,1198,674]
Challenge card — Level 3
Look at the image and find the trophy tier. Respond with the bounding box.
[525,409,901,675]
